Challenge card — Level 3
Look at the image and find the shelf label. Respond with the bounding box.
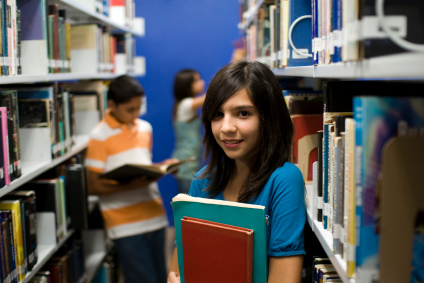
[323,203,330,216]
[329,32,335,55]
[340,227,347,244]
[292,49,309,59]
[0,57,4,66]
[361,16,407,39]
[321,36,326,51]
[333,30,342,47]
[4,57,9,66]
[348,244,356,262]
[333,224,341,239]
[316,38,322,52]
[317,196,323,209]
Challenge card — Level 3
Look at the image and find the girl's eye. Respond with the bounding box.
[214,111,224,117]
[239,111,250,117]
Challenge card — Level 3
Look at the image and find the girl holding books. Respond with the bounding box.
[172,69,206,194]
[168,61,306,283]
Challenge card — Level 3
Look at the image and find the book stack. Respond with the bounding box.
[172,194,267,283]
[309,81,424,282]
[16,84,77,159]
[284,89,323,184]
[242,0,424,67]
[38,232,86,283]
[110,0,136,28]
[0,190,37,282]
[312,257,341,283]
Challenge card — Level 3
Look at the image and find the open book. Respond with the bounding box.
[100,157,196,181]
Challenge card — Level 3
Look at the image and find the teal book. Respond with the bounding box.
[172,194,267,283]
[354,96,424,282]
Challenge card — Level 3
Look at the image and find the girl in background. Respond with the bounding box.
[168,61,305,283]
[172,69,206,194]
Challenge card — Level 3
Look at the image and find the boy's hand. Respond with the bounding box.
[129,175,159,188]
[157,158,180,167]
[167,272,180,283]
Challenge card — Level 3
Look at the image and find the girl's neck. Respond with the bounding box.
[223,160,251,202]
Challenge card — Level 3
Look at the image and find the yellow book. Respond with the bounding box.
[0,200,25,281]
[66,23,71,72]
[345,118,355,278]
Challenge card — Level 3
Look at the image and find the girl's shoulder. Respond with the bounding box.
[190,166,212,197]
[269,162,304,186]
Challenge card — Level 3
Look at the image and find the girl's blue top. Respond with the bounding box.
[189,162,306,257]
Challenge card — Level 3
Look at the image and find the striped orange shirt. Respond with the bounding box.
[85,111,168,239]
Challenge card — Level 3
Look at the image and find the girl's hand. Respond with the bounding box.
[167,272,180,283]
[157,158,180,166]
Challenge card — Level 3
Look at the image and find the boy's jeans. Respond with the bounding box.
[114,228,167,283]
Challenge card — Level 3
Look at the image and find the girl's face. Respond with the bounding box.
[211,88,260,165]
[192,73,205,96]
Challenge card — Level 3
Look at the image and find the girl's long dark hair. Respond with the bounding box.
[172,69,198,120]
[200,61,293,203]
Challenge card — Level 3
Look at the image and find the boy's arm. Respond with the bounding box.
[87,171,159,196]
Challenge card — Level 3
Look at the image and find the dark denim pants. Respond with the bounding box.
[114,228,167,283]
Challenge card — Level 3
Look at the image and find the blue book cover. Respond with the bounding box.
[16,0,44,40]
[287,0,313,66]
[332,0,342,62]
[323,124,330,229]
[354,96,424,281]
[312,0,318,65]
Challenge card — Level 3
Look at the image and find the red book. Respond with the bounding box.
[291,114,323,181]
[181,217,253,283]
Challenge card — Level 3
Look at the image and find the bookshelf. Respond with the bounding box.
[21,230,76,283]
[0,135,89,199]
[271,52,424,79]
[57,0,145,36]
[0,73,145,85]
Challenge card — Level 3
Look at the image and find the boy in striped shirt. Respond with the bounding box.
[85,75,177,283]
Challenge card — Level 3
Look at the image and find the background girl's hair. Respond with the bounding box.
[200,61,294,203]
[173,69,198,119]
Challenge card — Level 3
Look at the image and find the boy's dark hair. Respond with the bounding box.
[172,69,198,119]
[108,75,144,105]
[200,61,294,203]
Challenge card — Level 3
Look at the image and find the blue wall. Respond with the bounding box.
[135,0,240,225]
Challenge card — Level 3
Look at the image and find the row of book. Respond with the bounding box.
[241,0,424,67]
[21,0,141,76]
[0,161,89,282]
[91,251,120,283]
[28,232,85,283]
[0,80,107,188]
[295,81,424,282]
[313,257,342,283]
[94,0,136,28]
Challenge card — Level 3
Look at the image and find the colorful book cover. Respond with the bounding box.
[332,136,342,254]
[354,97,424,282]
[0,201,25,281]
[1,210,17,283]
[323,123,330,229]
[6,0,11,75]
[171,194,267,283]
[0,108,10,185]
[1,0,7,75]
[332,0,342,62]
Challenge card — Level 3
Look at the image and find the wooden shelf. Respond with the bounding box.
[57,0,144,36]
[21,230,75,283]
[269,52,424,79]
[0,72,145,85]
[0,135,89,199]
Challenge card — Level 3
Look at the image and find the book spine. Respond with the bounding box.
[16,9,19,75]
[0,109,10,185]
[28,196,37,269]
[19,202,27,274]
[0,0,2,76]
[317,130,323,222]
[275,0,280,68]
[65,23,70,72]
[322,123,329,229]
[328,129,335,232]
[340,132,346,258]
[6,0,11,75]
[48,16,53,73]
[0,215,5,283]
[7,213,16,283]
[1,0,6,76]
[345,117,356,278]
[12,91,20,178]
[11,0,15,75]
[333,137,342,254]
